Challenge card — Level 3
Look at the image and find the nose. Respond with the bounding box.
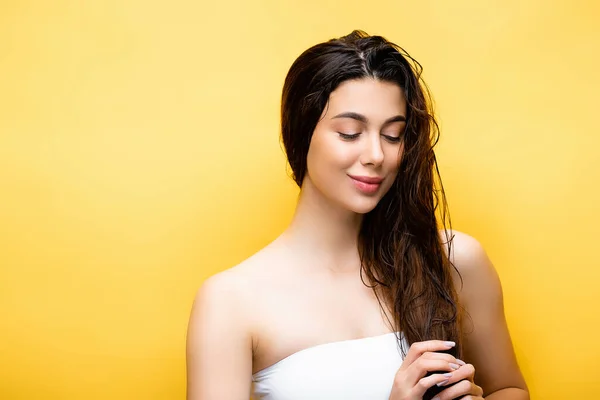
[360,133,385,167]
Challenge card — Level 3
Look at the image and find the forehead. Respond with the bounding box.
[322,78,407,120]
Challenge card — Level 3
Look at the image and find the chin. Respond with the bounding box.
[344,197,381,215]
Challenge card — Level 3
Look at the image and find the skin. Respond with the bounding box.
[186,78,529,399]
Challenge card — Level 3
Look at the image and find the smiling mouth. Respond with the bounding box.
[348,175,384,184]
[348,175,382,194]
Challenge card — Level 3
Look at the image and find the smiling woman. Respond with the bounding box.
[305,79,406,212]
[185,30,529,400]
[335,110,405,194]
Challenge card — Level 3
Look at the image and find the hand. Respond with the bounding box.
[388,340,466,400]
[431,362,484,400]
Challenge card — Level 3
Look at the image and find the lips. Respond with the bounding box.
[348,174,384,195]
[348,175,384,184]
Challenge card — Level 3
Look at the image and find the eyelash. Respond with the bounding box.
[338,132,402,143]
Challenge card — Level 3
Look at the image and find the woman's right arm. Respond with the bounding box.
[186,271,254,400]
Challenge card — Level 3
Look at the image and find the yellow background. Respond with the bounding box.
[1,0,598,398]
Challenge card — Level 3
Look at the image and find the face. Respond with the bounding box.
[304,78,407,214]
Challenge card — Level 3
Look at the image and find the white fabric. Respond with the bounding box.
[251,332,406,400]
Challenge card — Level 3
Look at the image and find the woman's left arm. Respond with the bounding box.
[436,230,529,400]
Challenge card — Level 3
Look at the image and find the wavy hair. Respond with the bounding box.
[280,30,464,357]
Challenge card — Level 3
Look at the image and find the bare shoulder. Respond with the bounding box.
[188,246,277,347]
[440,230,493,273]
[439,229,529,396]
[194,238,281,302]
[439,229,502,301]
[195,259,256,309]
[186,247,277,399]
[191,259,255,329]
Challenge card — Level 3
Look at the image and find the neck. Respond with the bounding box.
[280,177,363,274]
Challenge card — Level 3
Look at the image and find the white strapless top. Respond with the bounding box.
[251,332,407,400]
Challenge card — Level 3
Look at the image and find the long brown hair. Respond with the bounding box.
[280,30,464,357]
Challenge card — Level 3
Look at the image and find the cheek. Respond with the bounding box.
[385,147,403,171]
[309,134,356,170]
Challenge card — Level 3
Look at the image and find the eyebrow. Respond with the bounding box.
[331,111,406,128]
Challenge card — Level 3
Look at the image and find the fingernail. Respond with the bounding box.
[432,397,441,400]
[456,358,466,366]
[443,341,456,347]
[443,372,453,378]
[449,363,460,370]
[436,380,449,387]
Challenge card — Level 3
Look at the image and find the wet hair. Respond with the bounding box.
[280,30,464,357]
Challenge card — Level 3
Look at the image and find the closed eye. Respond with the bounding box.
[338,132,402,142]
[383,135,402,143]
[338,132,360,140]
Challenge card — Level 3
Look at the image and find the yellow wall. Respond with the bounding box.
[1,0,597,398]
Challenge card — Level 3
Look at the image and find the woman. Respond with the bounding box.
[186,30,529,400]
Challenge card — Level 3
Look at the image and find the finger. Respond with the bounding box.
[434,379,483,400]
[432,362,475,388]
[401,340,457,368]
[405,357,461,385]
[411,372,457,398]
[445,363,476,384]
[433,379,472,400]
[420,351,466,366]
